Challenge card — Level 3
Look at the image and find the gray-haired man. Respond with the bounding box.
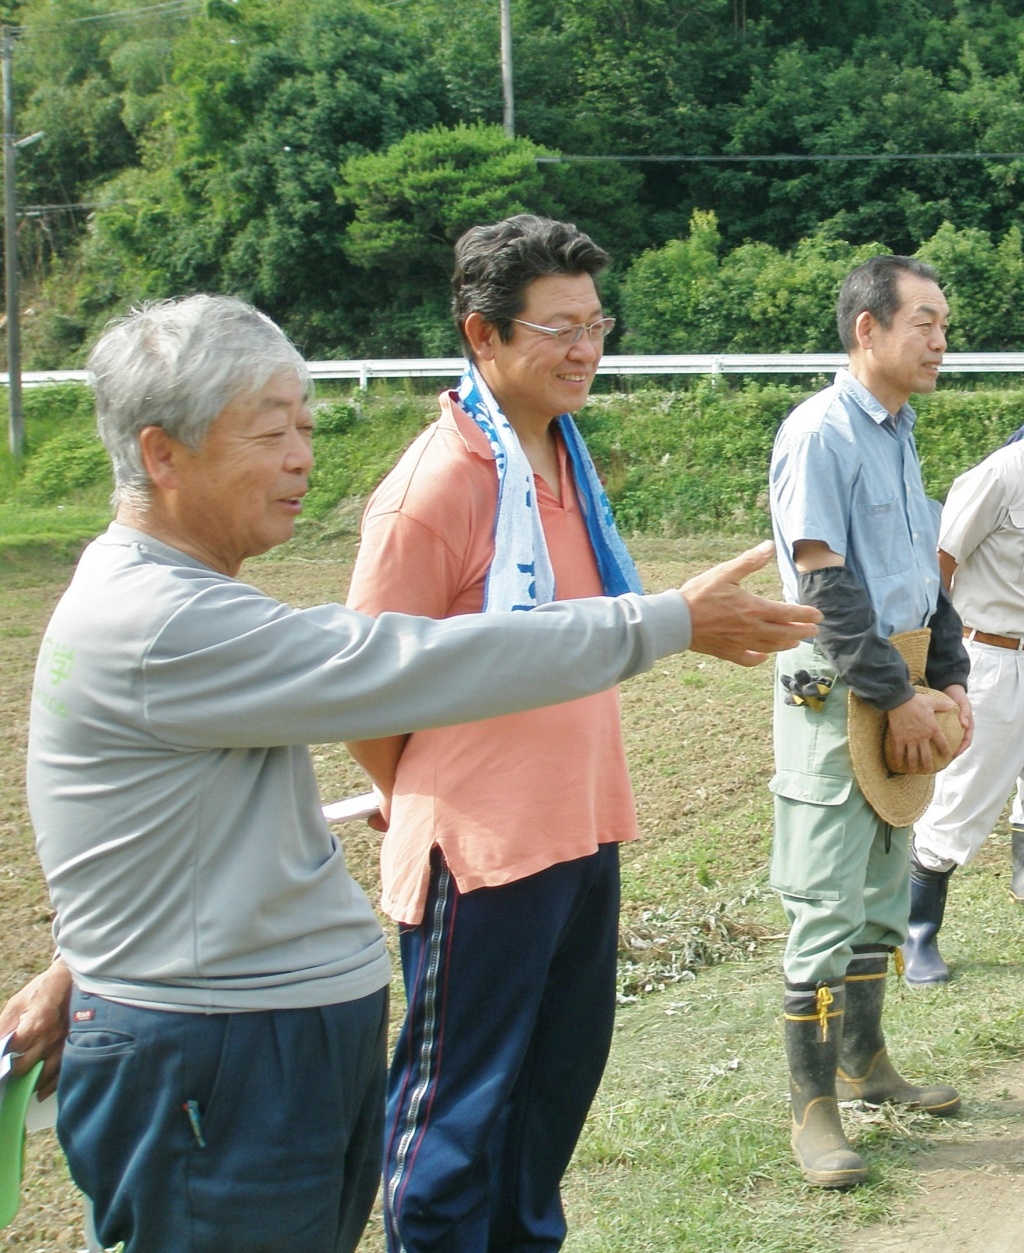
[3,294,818,1252]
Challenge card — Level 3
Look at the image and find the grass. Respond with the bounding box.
[3,525,1024,1252]
[0,505,109,561]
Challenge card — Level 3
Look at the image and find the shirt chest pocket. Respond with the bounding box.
[852,494,911,577]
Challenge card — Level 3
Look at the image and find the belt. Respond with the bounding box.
[963,626,1024,651]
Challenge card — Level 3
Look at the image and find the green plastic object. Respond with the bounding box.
[0,1059,45,1228]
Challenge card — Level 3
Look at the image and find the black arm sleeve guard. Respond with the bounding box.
[797,566,916,711]
[925,584,970,692]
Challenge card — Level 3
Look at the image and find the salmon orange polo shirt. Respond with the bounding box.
[346,392,639,926]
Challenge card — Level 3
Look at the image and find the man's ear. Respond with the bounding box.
[853,309,876,353]
[138,426,180,491]
[463,311,499,362]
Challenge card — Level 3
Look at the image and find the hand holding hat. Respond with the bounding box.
[883,689,963,775]
[848,629,968,827]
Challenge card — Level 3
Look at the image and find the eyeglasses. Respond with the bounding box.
[511,316,616,344]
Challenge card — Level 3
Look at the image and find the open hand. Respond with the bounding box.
[681,541,821,667]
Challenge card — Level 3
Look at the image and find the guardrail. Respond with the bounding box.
[6,352,1024,390]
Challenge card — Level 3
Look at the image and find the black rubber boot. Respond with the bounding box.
[836,947,960,1115]
[901,856,953,985]
[784,980,868,1188]
[1011,826,1024,904]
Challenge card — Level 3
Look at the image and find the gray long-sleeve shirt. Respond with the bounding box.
[28,523,691,1012]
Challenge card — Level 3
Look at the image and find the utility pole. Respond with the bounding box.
[500,0,514,138]
[2,27,42,460]
[2,25,23,459]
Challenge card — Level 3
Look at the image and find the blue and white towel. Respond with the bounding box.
[457,364,643,613]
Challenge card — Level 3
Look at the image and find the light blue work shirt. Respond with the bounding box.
[770,369,941,639]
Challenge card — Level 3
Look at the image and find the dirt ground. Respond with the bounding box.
[841,1057,1024,1253]
[6,534,1024,1251]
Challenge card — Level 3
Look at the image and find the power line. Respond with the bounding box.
[13,0,200,36]
[537,151,1024,164]
[60,0,197,22]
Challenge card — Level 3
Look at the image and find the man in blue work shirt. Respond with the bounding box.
[769,255,973,1188]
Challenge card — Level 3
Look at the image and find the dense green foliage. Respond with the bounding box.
[6,1,1024,363]
[0,382,96,495]
[623,213,1024,353]
[621,213,886,352]
[578,382,1024,533]
[7,380,1024,550]
[302,394,433,515]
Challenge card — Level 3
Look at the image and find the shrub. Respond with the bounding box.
[914,389,1024,498]
[305,395,435,518]
[17,428,112,505]
[579,381,1024,534]
[8,381,1024,536]
[20,384,96,453]
[579,381,802,535]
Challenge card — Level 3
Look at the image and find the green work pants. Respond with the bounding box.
[769,641,911,985]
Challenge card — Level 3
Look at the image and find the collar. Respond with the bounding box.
[103,521,225,573]
[439,388,571,499]
[439,388,497,460]
[835,367,917,432]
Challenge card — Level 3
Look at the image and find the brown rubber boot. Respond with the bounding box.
[784,980,868,1188]
[836,946,960,1115]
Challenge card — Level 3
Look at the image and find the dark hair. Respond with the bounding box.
[452,214,609,356]
[836,255,940,351]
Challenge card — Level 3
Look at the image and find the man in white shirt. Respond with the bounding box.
[905,439,1024,983]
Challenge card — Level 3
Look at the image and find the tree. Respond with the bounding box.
[12,0,202,194]
[338,123,646,355]
[16,0,1024,364]
[620,210,722,351]
[621,212,880,352]
[917,221,1024,350]
[31,0,454,358]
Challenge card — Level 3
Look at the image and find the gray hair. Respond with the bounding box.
[88,294,310,508]
[452,214,609,359]
[836,255,940,351]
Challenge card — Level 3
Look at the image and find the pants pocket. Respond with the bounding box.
[770,775,855,902]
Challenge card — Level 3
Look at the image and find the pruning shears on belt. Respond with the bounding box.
[781,670,834,712]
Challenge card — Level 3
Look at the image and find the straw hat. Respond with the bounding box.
[847,629,965,827]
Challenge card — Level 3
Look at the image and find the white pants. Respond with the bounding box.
[1012,776,1024,828]
[914,639,1024,870]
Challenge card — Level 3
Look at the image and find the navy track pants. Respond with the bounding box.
[384,843,620,1253]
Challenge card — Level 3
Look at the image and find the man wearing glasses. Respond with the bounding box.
[344,215,647,1251]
